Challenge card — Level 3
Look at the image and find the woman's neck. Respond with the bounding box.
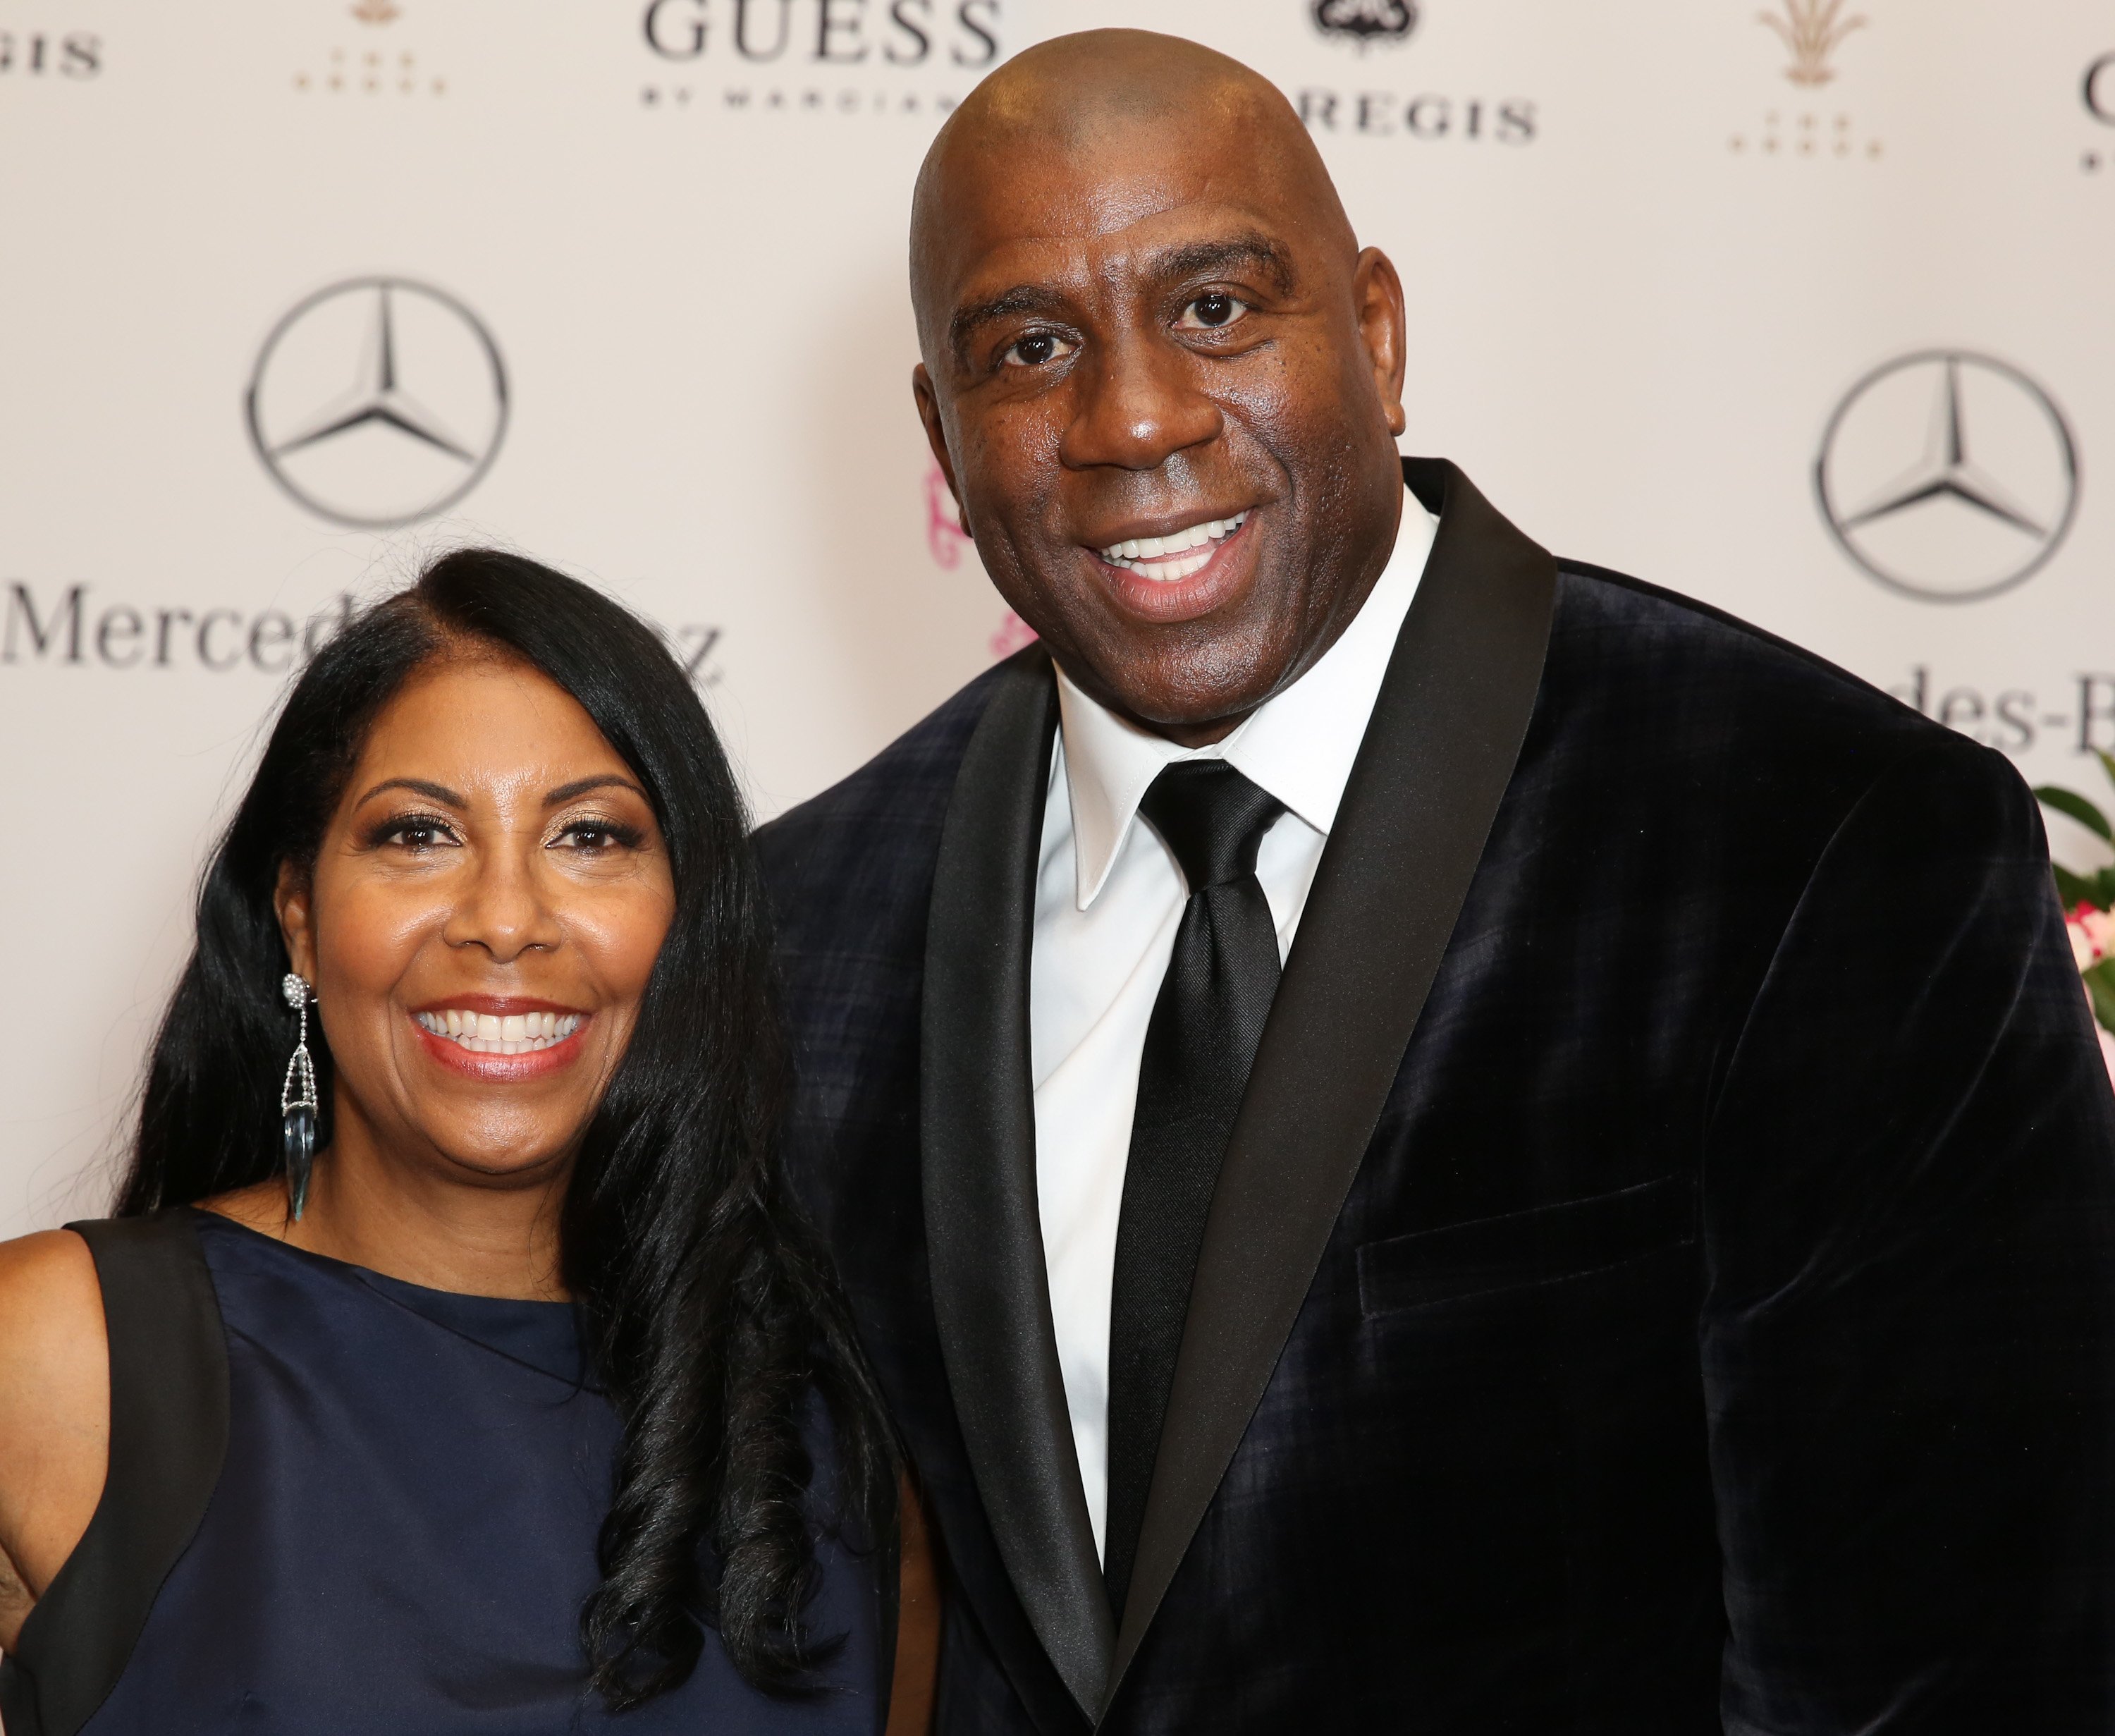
[206,1128,572,1302]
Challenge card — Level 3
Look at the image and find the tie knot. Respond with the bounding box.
[1138,759,1285,893]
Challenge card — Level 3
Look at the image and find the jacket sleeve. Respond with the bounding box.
[1702,733,2115,1733]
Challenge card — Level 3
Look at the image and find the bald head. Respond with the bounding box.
[906,30,1409,745]
[911,30,1354,350]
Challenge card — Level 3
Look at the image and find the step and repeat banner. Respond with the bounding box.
[1,0,2109,1235]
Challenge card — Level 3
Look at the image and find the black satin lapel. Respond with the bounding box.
[921,646,1115,1720]
[1105,460,1559,1698]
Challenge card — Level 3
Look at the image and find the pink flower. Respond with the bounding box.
[2069,904,2111,972]
[2073,919,2102,972]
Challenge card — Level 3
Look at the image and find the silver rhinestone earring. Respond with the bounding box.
[280,973,319,1221]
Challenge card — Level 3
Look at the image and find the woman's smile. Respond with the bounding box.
[410,995,594,1081]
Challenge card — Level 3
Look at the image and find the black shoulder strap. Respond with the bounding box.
[0,1214,229,1736]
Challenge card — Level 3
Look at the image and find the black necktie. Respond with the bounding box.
[1103,759,1286,1622]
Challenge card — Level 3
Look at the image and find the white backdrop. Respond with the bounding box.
[3,0,2110,1236]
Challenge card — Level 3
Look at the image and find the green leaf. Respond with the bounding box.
[2098,867,2115,909]
[2099,750,2115,797]
[2055,864,2096,909]
[2035,784,2114,843]
[2085,960,2115,1036]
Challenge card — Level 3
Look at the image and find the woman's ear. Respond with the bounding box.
[274,860,317,984]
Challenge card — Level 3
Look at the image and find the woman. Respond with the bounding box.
[0,551,915,1733]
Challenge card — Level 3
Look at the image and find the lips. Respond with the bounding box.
[1096,511,1248,582]
[408,996,590,1082]
[1086,508,1258,625]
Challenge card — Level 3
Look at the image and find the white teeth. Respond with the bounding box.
[1098,511,1246,571]
[415,1010,585,1055]
[1149,551,1213,583]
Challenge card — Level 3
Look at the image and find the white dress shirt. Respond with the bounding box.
[1028,489,1439,1555]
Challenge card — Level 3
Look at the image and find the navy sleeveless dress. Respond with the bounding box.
[0,1211,883,1736]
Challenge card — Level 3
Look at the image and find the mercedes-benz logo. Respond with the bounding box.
[246,276,509,530]
[1815,349,2078,603]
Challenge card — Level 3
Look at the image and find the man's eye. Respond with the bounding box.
[1177,292,1249,331]
[1003,331,1076,368]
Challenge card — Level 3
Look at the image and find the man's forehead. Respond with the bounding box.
[945,195,1294,295]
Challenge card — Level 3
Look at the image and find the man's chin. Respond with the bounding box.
[1060,640,1296,746]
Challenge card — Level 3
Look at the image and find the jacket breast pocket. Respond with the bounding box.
[1357,1173,1696,1317]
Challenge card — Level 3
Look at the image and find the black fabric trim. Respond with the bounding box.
[920,646,1115,1726]
[0,1214,230,1736]
[1104,458,1559,1701]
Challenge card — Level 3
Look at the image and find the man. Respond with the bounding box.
[757,30,2115,1733]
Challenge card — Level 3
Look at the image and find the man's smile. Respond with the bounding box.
[1096,510,1249,582]
[1083,508,1262,626]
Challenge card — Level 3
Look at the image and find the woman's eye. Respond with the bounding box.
[553,821,637,852]
[1177,292,1249,331]
[381,819,456,850]
[1003,331,1076,369]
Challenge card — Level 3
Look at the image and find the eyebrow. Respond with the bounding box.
[544,774,648,806]
[950,284,1070,362]
[1150,233,1295,295]
[352,774,648,809]
[355,776,464,809]
[947,231,1297,365]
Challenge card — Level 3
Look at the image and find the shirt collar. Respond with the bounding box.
[1055,487,1437,910]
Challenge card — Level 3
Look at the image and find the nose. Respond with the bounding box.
[1059,331,1222,472]
[442,842,562,963]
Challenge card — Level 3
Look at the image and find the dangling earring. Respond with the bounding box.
[280,973,319,1222]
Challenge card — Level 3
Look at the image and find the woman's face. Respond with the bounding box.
[276,654,677,1188]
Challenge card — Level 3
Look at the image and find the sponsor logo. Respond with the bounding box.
[1296,90,1533,142]
[1294,1,1535,146]
[639,0,1000,115]
[1,580,727,687]
[1730,0,1880,160]
[1311,0,1417,51]
[246,277,510,531]
[1759,0,1863,87]
[1815,350,2079,604]
[293,0,446,98]
[4,585,357,674]
[988,612,1036,659]
[2084,52,2114,173]
[0,30,100,76]
[924,463,974,569]
[1884,666,2115,759]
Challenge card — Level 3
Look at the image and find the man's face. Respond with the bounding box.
[914,114,1408,742]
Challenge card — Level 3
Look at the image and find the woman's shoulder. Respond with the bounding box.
[0,1230,109,1450]
[0,1228,110,1651]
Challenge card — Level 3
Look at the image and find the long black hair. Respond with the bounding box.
[118,549,895,1706]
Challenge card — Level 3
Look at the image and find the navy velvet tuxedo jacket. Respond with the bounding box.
[754,461,2115,1733]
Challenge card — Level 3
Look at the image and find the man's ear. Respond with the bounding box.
[912,363,972,535]
[274,859,317,986]
[1351,247,1409,438]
